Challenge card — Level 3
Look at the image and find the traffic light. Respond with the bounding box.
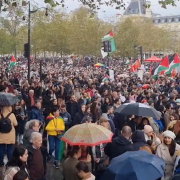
[24,43,29,58]
[134,45,143,64]
[103,41,111,52]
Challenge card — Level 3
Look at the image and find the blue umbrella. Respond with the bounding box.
[102,151,165,180]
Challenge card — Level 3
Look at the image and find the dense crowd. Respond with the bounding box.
[0,57,180,180]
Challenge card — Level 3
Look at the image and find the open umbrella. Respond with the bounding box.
[144,56,161,62]
[94,63,106,68]
[102,151,165,180]
[61,123,113,146]
[114,103,161,118]
[0,92,20,106]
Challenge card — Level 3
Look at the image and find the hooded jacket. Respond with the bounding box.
[45,114,65,136]
[131,130,146,151]
[104,134,133,161]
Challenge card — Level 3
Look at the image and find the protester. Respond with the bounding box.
[63,146,82,180]
[76,161,95,180]
[0,106,17,166]
[45,107,65,168]
[23,120,41,148]
[104,126,133,161]
[156,130,180,180]
[27,132,47,180]
[4,146,29,180]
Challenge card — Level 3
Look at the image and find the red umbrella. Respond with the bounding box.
[144,56,161,62]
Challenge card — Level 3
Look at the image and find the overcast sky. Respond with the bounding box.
[37,0,180,19]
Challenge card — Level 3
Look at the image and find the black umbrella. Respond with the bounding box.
[0,93,20,106]
[114,103,161,118]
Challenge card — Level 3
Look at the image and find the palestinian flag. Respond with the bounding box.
[153,55,169,78]
[165,53,180,75]
[102,30,116,52]
[8,56,16,71]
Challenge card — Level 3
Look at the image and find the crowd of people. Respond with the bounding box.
[0,57,180,180]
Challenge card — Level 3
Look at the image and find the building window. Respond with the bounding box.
[171,18,174,22]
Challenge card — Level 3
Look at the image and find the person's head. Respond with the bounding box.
[20,99,25,106]
[69,146,82,159]
[28,120,41,131]
[141,118,150,126]
[81,104,86,113]
[107,106,114,114]
[147,140,156,152]
[7,146,28,167]
[70,95,76,102]
[51,106,60,118]
[30,132,42,149]
[52,99,58,105]
[34,100,41,109]
[83,92,87,98]
[60,104,66,114]
[114,98,121,106]
[162,130,176,156]
[98,117,109,129]
[165,103,172,110]
[13,170,29,180]
[76,161,90,179]
[121,126,132,139]
[29,89,34,96]
[143,125,153,137]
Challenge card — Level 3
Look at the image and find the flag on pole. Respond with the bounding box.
[153,55,169,78]
[165,53,180,75]
[8,56,16,71]
[171,68,176,78]
[133,59,141,70]
[101,30,116,58]
[149,66,152,75]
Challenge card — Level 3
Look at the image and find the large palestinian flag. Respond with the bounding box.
[153,55,169,78]
[8,56,16,71]
[102,30,116,53]
[165,53,180,75]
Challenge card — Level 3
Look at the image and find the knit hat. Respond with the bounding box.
[162,130,176,140]
[144,125,153,134]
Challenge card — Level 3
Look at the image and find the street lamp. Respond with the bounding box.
[27,1,48,83]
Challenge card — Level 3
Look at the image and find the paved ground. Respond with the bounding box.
[46,160,63,180]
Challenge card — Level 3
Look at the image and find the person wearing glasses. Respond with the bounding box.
[23,120,42,148]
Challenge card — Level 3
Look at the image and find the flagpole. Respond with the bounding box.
[28,1,31,84]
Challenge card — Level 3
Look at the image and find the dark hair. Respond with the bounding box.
[61,104,66,108]
[51,107,59,114]
[107,106,113,111]
[7,146,26,167]
[141,117,150,125]
[114,98,120,104]
[13,170,28,180]
[34,99,41,105]
[165,103,172,110]
[76,161,90,173]
[68,146,80,157]
[164,139,176,156]
[147,140,153,147]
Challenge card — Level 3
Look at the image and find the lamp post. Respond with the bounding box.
[27,1,48,83]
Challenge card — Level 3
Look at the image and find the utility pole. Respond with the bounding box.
[28,1,31,84]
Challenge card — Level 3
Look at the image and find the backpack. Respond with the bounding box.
[0,113,12,133]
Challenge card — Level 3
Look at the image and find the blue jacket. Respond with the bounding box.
[29,106,44,122]
[60,112,71,130]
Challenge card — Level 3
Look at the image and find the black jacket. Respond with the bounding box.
[104,135,133,161]
[131,130,147,151]
[73,111,85,126]
[66,101,78,121]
